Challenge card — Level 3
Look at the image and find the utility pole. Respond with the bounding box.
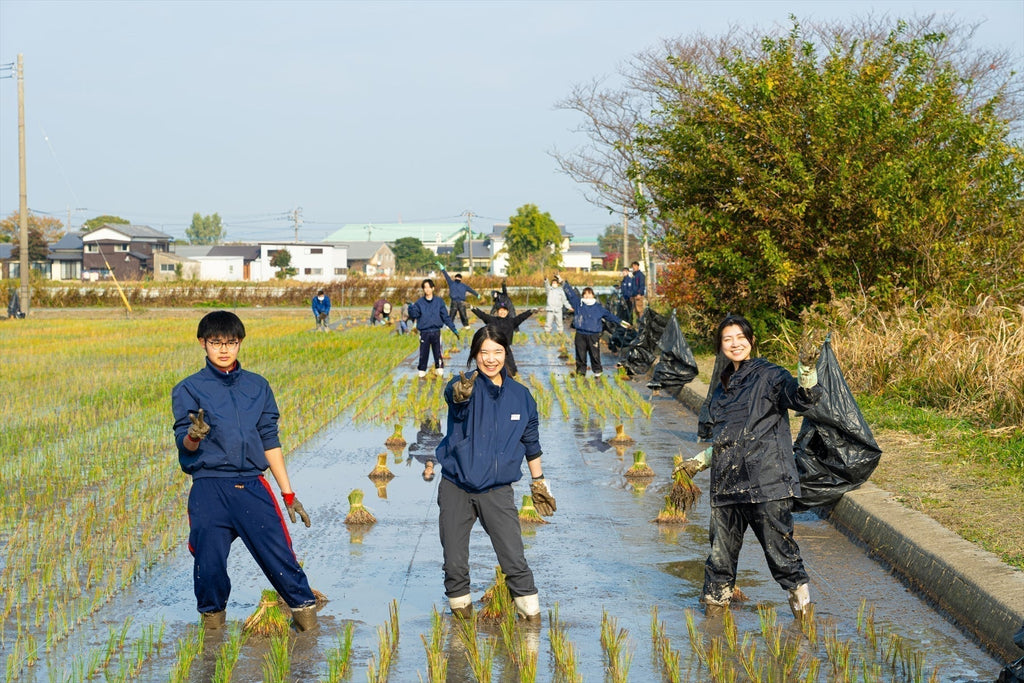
[291,206,302,242]
[622,206,628,270]
[18,54,29,315]
[464,210,475,274]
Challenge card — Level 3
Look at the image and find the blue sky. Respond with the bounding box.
[1,0,1021,243]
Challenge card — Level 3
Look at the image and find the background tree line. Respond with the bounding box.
[554,14,1024,325]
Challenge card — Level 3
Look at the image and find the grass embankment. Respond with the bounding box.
[695,295,1024,569]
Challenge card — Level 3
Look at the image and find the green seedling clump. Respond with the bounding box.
[518,495,548,525]
[344,489,377,525]
[384,424,406,447]
[624,450,655,479]
[367,453,395,481]
[243,590,289,637]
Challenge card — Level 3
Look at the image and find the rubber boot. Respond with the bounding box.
[200,610,226,630]
[703,601,729,618]
[290,605,318,632]
[788,583,812,622]
[449,594,473,619]
[513,594,541,624]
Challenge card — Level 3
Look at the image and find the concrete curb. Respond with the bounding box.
[675,375,1024,662]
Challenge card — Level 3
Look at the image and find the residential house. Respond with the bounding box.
[81,224,173,280]
[155,245,262,281]
[253,242,348,282]
[481,224,592,276]
[46,232,84,281]
[344,241,395,276]
[324,223,469,255]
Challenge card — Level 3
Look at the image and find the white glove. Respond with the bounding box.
[797,362,818,389]
[675,446,712,477]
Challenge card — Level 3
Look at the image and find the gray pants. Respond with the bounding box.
[544,307,564,333]
[437,477,537,599]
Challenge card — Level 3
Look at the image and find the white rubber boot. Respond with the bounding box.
[788,583,812,621]
[513,594,541,623]
[449,593,473,619]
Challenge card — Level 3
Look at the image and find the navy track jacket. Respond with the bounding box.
[172,359,282,479]
[562,282,623,334]
[408,295,458,334]
[442,270,479,302]
[436,369,542,494]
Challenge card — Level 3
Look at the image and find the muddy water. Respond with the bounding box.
[25,320,1002,681]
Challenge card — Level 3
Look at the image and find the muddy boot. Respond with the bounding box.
[513,594,541,624]
[290,605,318,632]
[200,609,226,630]
[788,583,812,622]
[703,600,729,618]
[449,594,473,619]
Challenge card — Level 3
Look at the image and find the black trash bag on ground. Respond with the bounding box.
[606,324,637,353]
[619,308,667,376]
[697,353,730,440]
[792,336,882,511]
[647,312,698,392]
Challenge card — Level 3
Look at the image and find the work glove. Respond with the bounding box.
[318,312,327,322]
[797,340,820,389]
[435,261,445,271]
[282,492,311,528]
[452,371,475,403]
[674,446,712,478]
[530,477,556,516]
[187,409,210,441]
[619,320,632,329]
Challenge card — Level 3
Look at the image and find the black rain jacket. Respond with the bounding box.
[699,357,822,506]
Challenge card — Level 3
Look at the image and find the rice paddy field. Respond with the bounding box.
[0,312,1004,681]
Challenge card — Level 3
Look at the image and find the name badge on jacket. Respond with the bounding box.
[511,414,521,421]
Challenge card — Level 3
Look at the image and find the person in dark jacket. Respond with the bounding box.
[408,279,459,378]
[470,302,537,376]
[171,311,318,632]
[312,289,331,332]
[435,325,554,622]
[489,281,517,319]
[618,268,636,323]
[439,265,479,329]
[369,297,391,326]
[630,261,647,317]
[685,314,822,621]
[561,276,630,377]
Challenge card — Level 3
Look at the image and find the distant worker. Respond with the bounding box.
[438,262,479,329]
[408,278,459,378]
[370,297,391,326]
[312,289,331,332]
[631,261,647,317]
[544,275,572,334]
[561,276,630,377]
[618,267,636,323]
[395,302,412,335]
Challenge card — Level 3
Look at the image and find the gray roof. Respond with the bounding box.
[489,223,572,240]
[173,246,214,259]
[458,240,490,259]
[0,244,12,260]
[84,223,173,240]
[572,242,606,257]
[208,245,260,260]
[346,241,391,260]
[50,232,84,250]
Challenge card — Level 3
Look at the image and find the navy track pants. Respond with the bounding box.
[187,476,315,613]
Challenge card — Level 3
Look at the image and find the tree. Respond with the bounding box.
[0,210,65,244]
[503,204,562,276]
[392,237,437,273]
[186,212,225,245]
[597,222,642,269]
[631,19,1024,318]
[82,215,129,232]
[10,226,49,261]
[269,248,296,280]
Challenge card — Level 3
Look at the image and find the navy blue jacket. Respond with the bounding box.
[619,275,636,299]
[171,359,282,479]
[442,270,479,302]
[633,269,646,296]
[408,295,458,334]
[562,282,623,334]
[436,369,542,493]
[312,295,331,316]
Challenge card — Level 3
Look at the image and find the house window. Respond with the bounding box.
[303,267,324,276]
[115,244,129,252]
[160,264,175,272]
[85,244,98,253]
[334,268,346,275]
[228,265,234,273]
[307,248,323,255]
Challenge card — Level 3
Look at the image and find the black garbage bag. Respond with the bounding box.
[606,324,637,353]
[619,308,667,376]
[697,353,730,440]
[647,312,698,391]
[792,336,882,511]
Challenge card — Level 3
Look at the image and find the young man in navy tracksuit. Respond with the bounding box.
[631,261,647,317]
[435,325,555,622]
[311,288,331,332]
[561,276,630,376]
[408,278,460,378]
[439,265,479,329]
[171,310,318,631]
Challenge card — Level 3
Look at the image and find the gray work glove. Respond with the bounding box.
[797,340,820,389]
[620,320,632,329]
[674,446,712,478]
[283,493,311,528]
[318,312,327,322]
[187,409,210,441]
[530,477,556,516]
[452,371,475,403]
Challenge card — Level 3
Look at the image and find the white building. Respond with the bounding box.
[253,242,348,282]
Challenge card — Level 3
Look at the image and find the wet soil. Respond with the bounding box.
[23,319,1003,681]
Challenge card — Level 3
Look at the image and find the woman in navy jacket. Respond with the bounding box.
[434,325,553,622]
[561,277,629,376]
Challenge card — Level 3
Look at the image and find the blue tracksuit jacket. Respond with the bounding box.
[436,370,542,494]
[633,269,646,296]
[171,359,282,478]
[562,282,623,334]
[442,270,479,302]
[408,295,458,334]
[312,295,331,316]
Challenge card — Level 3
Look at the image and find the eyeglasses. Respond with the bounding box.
[205,339,240,350]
